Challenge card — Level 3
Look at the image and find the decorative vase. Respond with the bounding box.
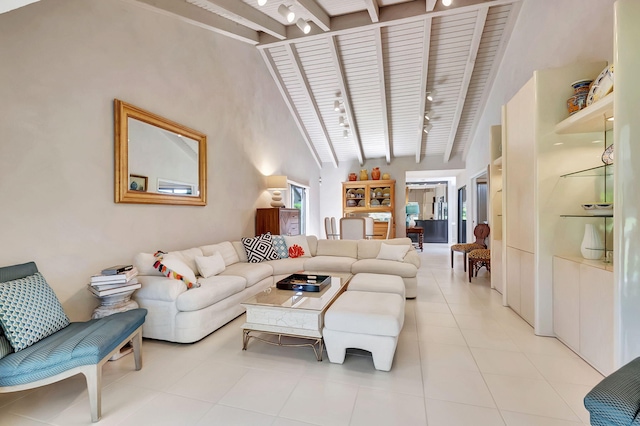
[382,173,391,180]
[408,217,416,228]
[371,167,381,180]
[581,223,604,260]
[566,79,592,116]
[359,169,368,180]
[348,173,357,181]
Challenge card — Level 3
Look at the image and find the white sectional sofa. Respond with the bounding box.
[133,236,419,343]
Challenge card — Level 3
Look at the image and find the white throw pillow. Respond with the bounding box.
[161,254,198,283]
[195,252,226,278]
[283,235,312,258]
[376,243,410,261]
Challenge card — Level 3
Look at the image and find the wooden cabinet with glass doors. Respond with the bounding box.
[342,180,395,239]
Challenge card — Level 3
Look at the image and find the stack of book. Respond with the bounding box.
[88,265,141,297]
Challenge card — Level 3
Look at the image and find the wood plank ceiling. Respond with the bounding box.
[131,0,522,168]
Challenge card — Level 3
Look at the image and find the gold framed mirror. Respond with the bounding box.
[114,99,207,206]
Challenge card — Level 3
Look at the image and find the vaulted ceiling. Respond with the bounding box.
[131,0,523,168]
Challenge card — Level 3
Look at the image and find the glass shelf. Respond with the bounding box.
[561,164,613,178]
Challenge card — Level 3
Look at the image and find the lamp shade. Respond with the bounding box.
[267,175,288,190]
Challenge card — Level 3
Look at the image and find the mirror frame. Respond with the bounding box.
[114,99,207,206]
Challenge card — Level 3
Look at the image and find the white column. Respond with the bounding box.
[614,0,640,367]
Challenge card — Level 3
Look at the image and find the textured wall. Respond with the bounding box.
[0,0,319,320]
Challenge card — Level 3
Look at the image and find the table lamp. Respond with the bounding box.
[267,175,288,207]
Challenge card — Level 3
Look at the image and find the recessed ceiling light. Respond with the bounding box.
[554,142,564,146]
[257,0,267,6]
[592,140,603,144]
[607,116,614,121]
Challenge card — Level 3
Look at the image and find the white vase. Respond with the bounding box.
[581,223,604,260]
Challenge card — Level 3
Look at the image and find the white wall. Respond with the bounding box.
[0,0,320,320]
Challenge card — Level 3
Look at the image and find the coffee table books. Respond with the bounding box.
[276,274,331,292]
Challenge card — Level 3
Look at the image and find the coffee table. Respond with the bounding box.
[241,272,352,361]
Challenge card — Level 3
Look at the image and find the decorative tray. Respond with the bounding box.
[276,274,331,292]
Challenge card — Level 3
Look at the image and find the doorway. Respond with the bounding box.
[458,186,467,243]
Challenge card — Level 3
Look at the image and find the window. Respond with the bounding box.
[289,183,308,234]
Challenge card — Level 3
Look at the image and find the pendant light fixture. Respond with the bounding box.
[278,4,295,23]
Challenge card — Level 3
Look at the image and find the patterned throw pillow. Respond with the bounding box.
[242,233,280,263]
[153,251,200,289]
[0,272,70,351]
[272,235,289,259]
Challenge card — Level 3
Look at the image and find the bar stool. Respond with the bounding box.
[468,249,491,282]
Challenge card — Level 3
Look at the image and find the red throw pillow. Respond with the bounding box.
[288,244,305,258]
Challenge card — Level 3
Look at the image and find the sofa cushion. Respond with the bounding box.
[306,235,318,257]
[264,258,307,276]
[351,259,417,278]
[166,247,203,275]
[220,262,273,288]
[324,291,404,336]
[357,238,413,259]
[195,253,226,278]
[176,276,246,312]
[303,256,357,273]
[0,309,147,387]
[376,243,410,261]
[242,233,280,263]
[135,276,187,302]
[232,241,249,263]
[284,235,312,258]
[0,272,70,351]
[316,240,358,258]
[272,235,289,259]
[134,252,164,276]
[199,241,240,266]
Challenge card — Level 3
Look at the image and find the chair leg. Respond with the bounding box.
[84,365,102,422]
[468,259,473,282]
[132,328,143,371]
[451,250,454,268]
[463,253,467,272]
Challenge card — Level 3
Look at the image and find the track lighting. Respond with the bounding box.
[296,18,311,34]
[334,100,341,112]
[423,123,433,133]
[343,130,349,139]
[339,116,346,127]
[278,5,295,23]
[426,90,438,102]
[442,0,452,6]
[424,111,430,121]
[257,0,267,6]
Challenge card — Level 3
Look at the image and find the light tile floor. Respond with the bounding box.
[0,244,601,425]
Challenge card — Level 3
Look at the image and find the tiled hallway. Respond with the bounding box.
[0,244,601,425]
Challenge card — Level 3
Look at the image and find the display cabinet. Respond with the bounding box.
[342,180,395,239]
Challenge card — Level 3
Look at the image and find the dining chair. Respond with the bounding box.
[363,217,374,239]
[385,220,392,239]
[330,217,338,239]
[324,217,332,239]
[450,223,490,271]
[340,217,366,240]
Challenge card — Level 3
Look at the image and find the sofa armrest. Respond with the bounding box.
[135,276,187,302]
[404,250,421,268]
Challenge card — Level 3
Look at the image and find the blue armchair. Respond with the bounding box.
[0,261,147,422]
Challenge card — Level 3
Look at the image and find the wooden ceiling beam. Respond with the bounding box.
[373,28,391,164]
[259,49,323,169]
[426,0,437,12]
[285,44,339,168]
[126,0,259,45]
[328,36,365,166]
[364,0,380,23]
[295,0,331,32]
[185,0,287,40]
[443,6,488,163]
[416,18,432,163]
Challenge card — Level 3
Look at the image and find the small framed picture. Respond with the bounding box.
[129,174,148,192]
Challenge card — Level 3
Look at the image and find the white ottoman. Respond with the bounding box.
[348,273,405,298]
[323,291,404,371]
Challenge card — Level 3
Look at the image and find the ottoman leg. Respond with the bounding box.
[323,329,346,364]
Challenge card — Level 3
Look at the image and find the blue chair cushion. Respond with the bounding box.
[0,308,146,387]
[584,357,640,426]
